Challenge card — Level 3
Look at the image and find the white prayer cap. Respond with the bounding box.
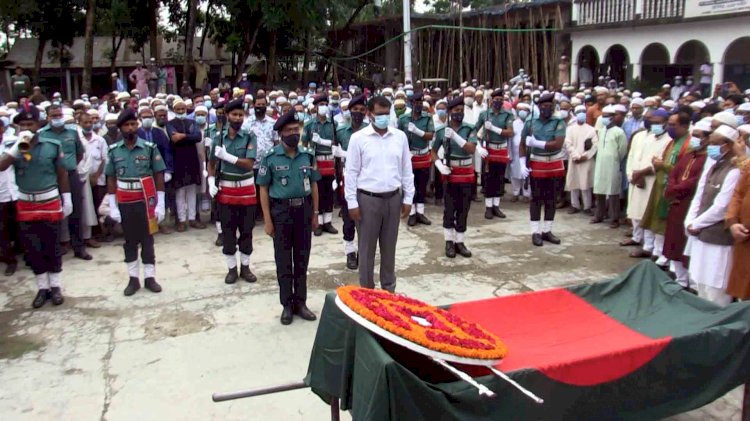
[137,106,151,115]
[460,82,468,89]
[277,97,288,105]
[602,105,616,114]
[575,92,585,100]
[574,105,586,113]
[662,84,671,89]
[714,124,739,142]
[738,124,750,135]
[339,99,350,109]
[694,118,713,132]
[39,101,51,109]
[571,97,582,107]
[288,91,298,99]
[423,101,430,109]
[594,87,608,95]
[86,109,99,116]
[172,98,185,106]
[111,72,118,78]
[194,105,208,114]
[713,111,739,129]
[404,84,413,90]
[631,98,645,107]
[73,99,84,106]
[62,108,74,117]
[738,103,750,112]
[745,89,750,95]
[154,105,168,112]
[105,112,119,123]
[613,104,628,114]
[241,73,248,78]
[395,90,407,99]
[516,102,530,110]
[382,87,393,95]
[632,92,642,99]
[689,101,706,110]
[184,99,193,107]
[244,94,253,101]
[522,89,532,96]
[116,92,131,101]
[138,99,149,106]
[394,98,406,107]
[663,100,676,110]
[156,93,167,99]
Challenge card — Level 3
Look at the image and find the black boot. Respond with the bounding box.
[492,206,506,219]
[322,222,338,234]
[240,265,257,283]
[225,267,238,284]
[455,243,472,258]
[215,234,223,247]
[532,233,543,247]
[542,232,561,245]
[407,214,417,226]
[416,213,431,225]
[32,289,49,308]
[484,207,494,219]
[50,287,64,305]
[294,302,317,321]
[313,226,323,236]
[281,306,293,325]
[445,241,456,258]
[124,277,140,296]
[144,277,162,293]
[346,252,358,270]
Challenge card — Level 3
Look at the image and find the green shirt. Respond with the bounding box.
[473,109,514,144]
[432,123,477,160]
[209,130,257,181]
[398,112,434,150]
[303,119,336,155]
[105,138,166,180]
[336,123,369,151]
[520,117,567,156]
[38,126,84,171]
[256,144,321,199]
[13,137,64,192]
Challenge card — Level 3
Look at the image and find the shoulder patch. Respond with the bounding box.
[258,165,268,176]
[143,141,155,148]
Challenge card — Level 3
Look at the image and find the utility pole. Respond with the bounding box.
[402,0,413,83]
[459,1,464,83]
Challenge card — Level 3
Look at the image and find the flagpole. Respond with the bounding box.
[403,0,413,83]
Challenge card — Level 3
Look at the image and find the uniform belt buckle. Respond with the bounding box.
[289,198,304,207]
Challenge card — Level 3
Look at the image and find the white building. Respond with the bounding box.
[569,0,750,91]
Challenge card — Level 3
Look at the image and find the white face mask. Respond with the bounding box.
[317,105,329,117]
[559,110,570,119]
[464,97,474,107]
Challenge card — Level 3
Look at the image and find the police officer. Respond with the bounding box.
[302,94,337,236]
[207,102,226,247]
[333,94,367,270]
[207,100,258,284]
[0,104,73,308]
[398,91,434,227]
[472,89,514,220]
[105,109,167,296]
[432,97,488,258]
[39,104,90,260]
[258,111,320,326]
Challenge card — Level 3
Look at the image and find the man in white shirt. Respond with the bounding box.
[345,96,415,292]
[0,127,19,275]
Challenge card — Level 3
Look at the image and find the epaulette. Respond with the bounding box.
[109,141,123,150]
[461,122,475,131]
[143,141,155,148]
[37,136,61,147]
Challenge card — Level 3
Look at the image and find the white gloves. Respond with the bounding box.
[332,145,347,158]
[444,127,467,148]
[484,121,502,135]
[3,140,20,158]
[202,162,208,178]
[444,127,454,141]
[519,157,531,179]
[332,179,338,190]
[62,192,73,217]
[525,136,546,149]
[408,122,425,137]
[164,172,172,183]
[312,133,333,147]
[476,144,489,158]
[108,194,121,223]
[434,160,451,175]
[204,137,212,147]
[214,145,238,164]
[208,177,219,197]
[155,191,165,223]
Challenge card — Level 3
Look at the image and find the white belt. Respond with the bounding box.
[117,180,142,190]
[449,158,473,167]
[486,143,507,150]
[316,154,334,161]
[219,177,255,188]
[18,190,59,202]
[531,152,565,162]
[411,147,430,156]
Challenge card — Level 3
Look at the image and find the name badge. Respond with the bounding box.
[303,177,311,193]
[275,165,290,171]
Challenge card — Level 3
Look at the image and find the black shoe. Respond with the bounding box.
[144,277,162,293]
[445,241,456,258]
[124,277,140,296]
[32,289,49,308]
[294,303,317,321]
[346,252,358,270]
[568,207,581,214]
[455,243,472,258]
[215,234,223,247]
[416,214,431,225]
[74,251,93,261]
[582,209,594,216]
[484,207,494,219]
[322,223,338,234]
[240,265,257,283]
[4,262,16,276]
[492,206,506,219]
[541,232,561,245]
[407,214,417,226]
[532,233,543,247]
[50,287,64,305]
[281,306,293,325]
[225,267,238,284]
[313,226,323,236]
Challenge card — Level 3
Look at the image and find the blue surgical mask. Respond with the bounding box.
[406,90,414,97]
[600,116,611,127]
[650,123,665,136]
[518,110,529,120]
[689,136,702,150]
[51,118,66,128]
[204,100,212,109]
[576,112,586,124]
[175,113,186,120]
[195,116,207,125]
[707,144,724,160]
[93,122,102,130]
[296,112,306,122]
[141,118,154,129]
[373,114,390,129]
[437,109,447,118]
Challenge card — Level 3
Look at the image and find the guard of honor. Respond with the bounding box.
[432,97,489,258]
[207,99,259,284]
[0,103,72,308]
[519,93,566,247]
[333,94,368,270]
[302,95,338,236]
[105,109,167,296]
[206,102,226,246]
[258,110,320,325]
[398,92,434,227]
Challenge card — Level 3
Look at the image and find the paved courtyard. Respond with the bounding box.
[0,200,742,420]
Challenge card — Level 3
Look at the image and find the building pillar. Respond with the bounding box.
[713,62,725,88]
[571,63,579,87]
[65,69,72,100]
[633,62,642,81]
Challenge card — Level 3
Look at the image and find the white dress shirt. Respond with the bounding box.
[0,137,18,202]
[81,131,108,186]
[344,124,415,209]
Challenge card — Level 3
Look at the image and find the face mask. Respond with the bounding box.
[282,134,300,148]
[373,115,390,129]
[0,117,9,127]
[255,106,267,116]
[93,122,102,130]
[317,105,329,117]
[464,97,474,107]
[141,118,154,129]
[230,121,243,132]
[451,112,464,123]
[290,99,297,106]
[296,112,306,122]
[384,96,392,103]
[39,111,47,121]
[492,100,503,110]
[270,100,276,108]
[667,127,678,139]
[82,127,93,134]
[576,112,586,124]
[650,123,665,136]
[195,116,207,126]
[51,118,65,128]
[204,100,212,109]
[436,109,447,118]
[707,144,724,160]
[540,108,553,119]
[351,111,365,125]
[330,101,339,109]
[559,110,570,119]
[175,113,186,120]
[689,136,702,150]
[343,110,351,121]
[643,119,652,131]
[600,116,611,127]
[217,115,226,125]
[518,110,529,120]
[405,90,414,97]
[395,108,405,117]
[124,132,136,142]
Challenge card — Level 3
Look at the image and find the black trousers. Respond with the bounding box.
[165,180,177,224]
[219,203,256,256]
[119,202,155,264]
[271,198,312,307]
[60,170,84,252]
[443,183,473,233]
[19,221,61,275]
[530,177,564,221]
[339,193,356,243]
[595,194,620,221]
[485,162,507,198]
[0,202,17,265]
[433,167,444,200]
[413,168,430,205]
[319,175,335,214]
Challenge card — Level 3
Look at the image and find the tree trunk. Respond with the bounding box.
[110,36,124,74]
[148,0,159,59]
[198,0,213,59]
[183,0,199,87]
[33,38,47,86]
[265,30,277,86]
[82,0,96,94]
[302,30,311,86]
[233,24,260,83]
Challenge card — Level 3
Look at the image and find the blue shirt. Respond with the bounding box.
[623,117,644,141]
[138,127,174,173]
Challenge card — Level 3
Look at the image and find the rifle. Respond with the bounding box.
[523,112,535,192]
[482,110,490,175]
[214,123,223,191]
[333,123,342,192]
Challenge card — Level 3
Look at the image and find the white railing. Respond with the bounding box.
[642,0,685,20]
[575,0,685,26]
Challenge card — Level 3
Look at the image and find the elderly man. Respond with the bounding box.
[623,98,646,141]
[586,87,607,127]
[166,99,205,231]
[591,105,628,228]
[137,106,173,234]
[564,104,598,214]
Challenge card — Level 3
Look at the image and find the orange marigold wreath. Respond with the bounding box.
[337,285,508,360]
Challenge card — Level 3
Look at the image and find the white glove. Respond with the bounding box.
[164,172,172,183]
[4,140,20,158]
[108,194,121,223]
[408,122,425,137]
[332,179,338,190]
[445,128,467,147]
[214,145,238,164]
[312,133,333,147]
[484,121,502,135]
[434,160,452,175]
[208,177,219,198]
[62,192,73,217]
[202,162,208,178]
[204,137,212,147]
[525,136,546,149]
[332,145,347,158]
[155,191,165,223]
[476,144,489,159]
[520,157,531,179]
[444,127,455,141]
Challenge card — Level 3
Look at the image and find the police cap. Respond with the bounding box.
[273,110,300,132]
[447,96,464,110]
[349,94,366,108]
[313,95,328,105]
[116,109,138,128]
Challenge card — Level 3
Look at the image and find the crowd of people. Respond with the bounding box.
[1,64,750,323]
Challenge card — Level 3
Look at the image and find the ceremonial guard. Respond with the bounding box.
[207,100,258,284]
[432,97,488,258]
[520,93,567,247]
[0,104,72,308]
[207,102,226,246]
[105,110,166,296]
[472,89,514,219]
[302,94,338,236]
[258,111,320,325]
[398,92,434,227]
[334,95,368,270]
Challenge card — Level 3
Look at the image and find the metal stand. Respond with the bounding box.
[212,382,341,421]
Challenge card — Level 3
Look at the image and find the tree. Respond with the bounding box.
[82,0,96,93]
[96,0,150,73]
[183,0,199,86]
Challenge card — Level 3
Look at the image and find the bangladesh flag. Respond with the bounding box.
[306,261,750,420]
